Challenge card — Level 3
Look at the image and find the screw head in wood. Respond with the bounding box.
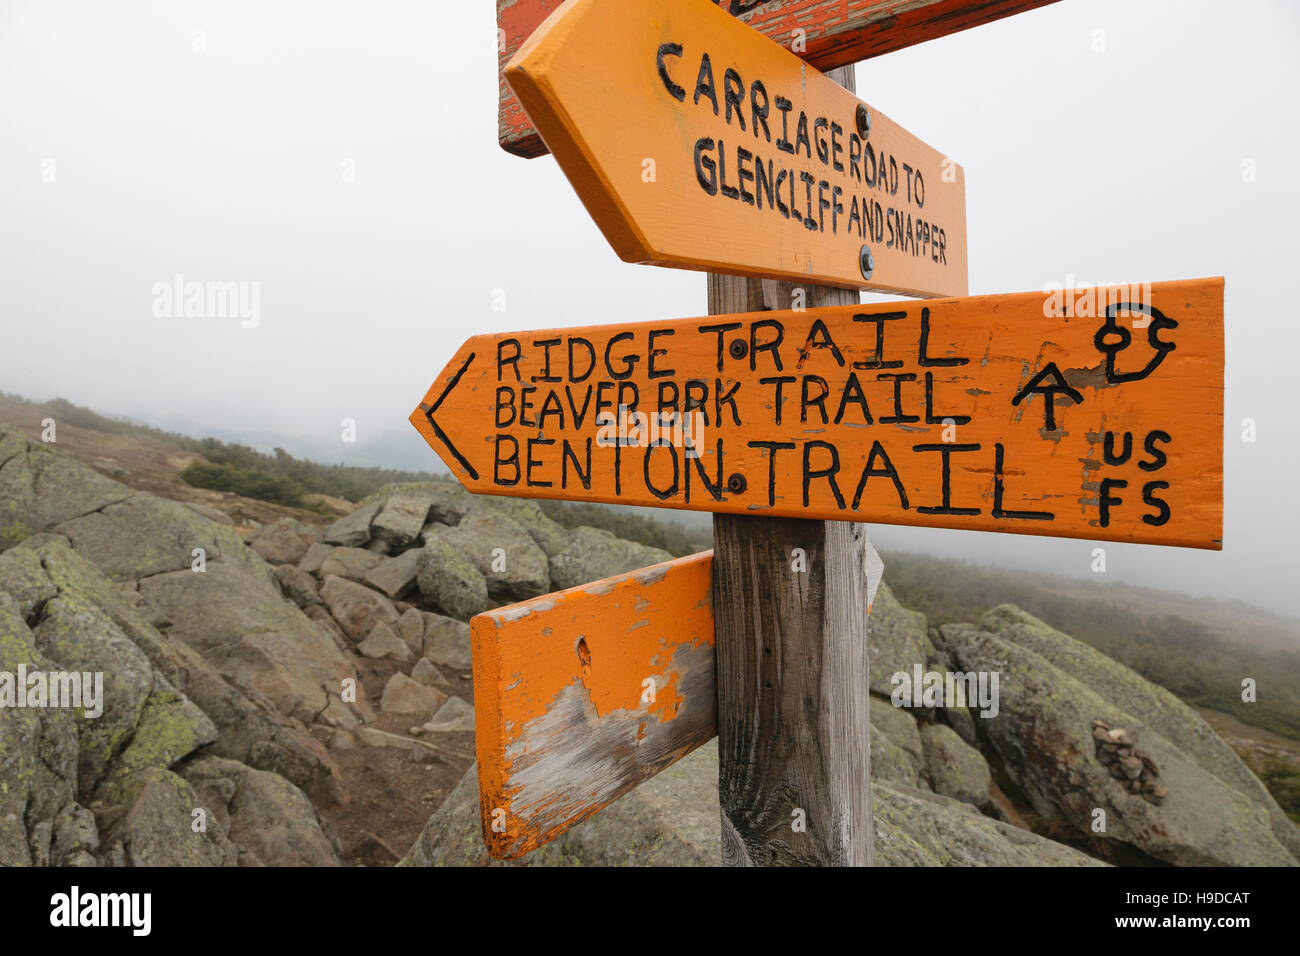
[856,103,871,137]
[859,245,874,281]
[729,339,748,360]
[727,473,747,494]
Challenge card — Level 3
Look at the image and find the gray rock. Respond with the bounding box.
[411,657,450,687]
[359,622,412,662]
[381,673,448,715]
[920,722,992,810]
[182,502,234,525]
[371,495,433,549]
[273,564,321,608]
[0,427,131,547]
[980,604,1300,863]
[416,532,490,620]
[869,695,924,776]
[54,492,269,582]
[421,613,472,672]
[14,539,345,807]
[363,549,423,600]
[51,804,99,866]
[940,618,1296,866]
[396,608,426,655]
[322,501,382,548]
[867,581,935,699]
[473,497,571,557]
[0,593,78,866]
[422,696,474,732]
[319,546,383,582]
[318,575,400,643]
[364,481,473,525]
[439,510,550,601]
[298,541,334,574]
[247,517,318,565]
[181,756,341,866]
[139,563,363,729]
[98,768,237,866]
[548,526,672,590]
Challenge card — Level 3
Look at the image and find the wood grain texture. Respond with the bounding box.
[497,0,1062,159]
[712,514,875,865]
[503,0,968,295]
[471,551,717,858]
[410,278,1226,548]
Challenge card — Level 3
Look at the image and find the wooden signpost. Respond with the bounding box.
[503,0,969,294]
[408,0,1227,867]
[496,0,1063,160]
[410,279,1225,550]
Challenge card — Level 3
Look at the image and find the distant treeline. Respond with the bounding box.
[884,551,1300,742]
[8,394,440,508]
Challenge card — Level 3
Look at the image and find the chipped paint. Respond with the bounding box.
[472,550,717,858]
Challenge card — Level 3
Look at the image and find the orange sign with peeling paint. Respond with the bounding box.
[504,0,968,295]
[411,278,1225,549]
[472,551,717,859]
[497,0,1063,159]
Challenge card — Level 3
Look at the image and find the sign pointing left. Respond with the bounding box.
[409,278,1224,549]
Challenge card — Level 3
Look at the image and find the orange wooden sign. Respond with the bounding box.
[411,278,1225,549]
[471,540,884,858]
[504,0,968,295]
[497,0,1063,159]
[472,551,717,859]
[412,279,1225,548]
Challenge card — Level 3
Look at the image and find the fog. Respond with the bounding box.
[1,0,1297,617]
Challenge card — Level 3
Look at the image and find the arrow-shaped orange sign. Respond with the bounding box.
[411,279,1224,549]
[504,0,968,295]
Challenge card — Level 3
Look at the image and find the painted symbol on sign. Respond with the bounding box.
[1095,303,1178,384]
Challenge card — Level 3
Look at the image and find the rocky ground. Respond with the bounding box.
[2,421,1297,867]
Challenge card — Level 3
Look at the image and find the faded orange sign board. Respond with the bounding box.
[472,551,717,859]
[471,539,885,859]
[411,278,1225,549]
[497,0,1063,159]
[504,0,968,295]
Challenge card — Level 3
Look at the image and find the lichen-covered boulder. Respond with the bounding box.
[416,532,490,620]
[867,581,935,699]
[322,501,381,548]
[0,593,78,866]
[979,604,1300,862]
[547,526,671,590]
[940,618,1296,866]
[180,756,342,866]
[919,722,992,811]
[247,517,318,565]
[139,563,363,729]
[439,510,550,602]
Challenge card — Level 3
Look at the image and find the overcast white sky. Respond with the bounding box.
[2,0,1298,617]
